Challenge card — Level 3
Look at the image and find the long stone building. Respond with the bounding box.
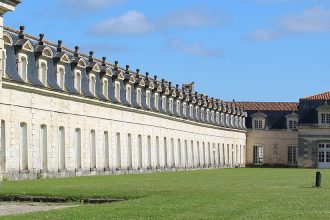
[0,1,247,180]
[1,1,330,181]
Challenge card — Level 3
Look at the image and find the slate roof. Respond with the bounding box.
[300,91,330,101]
[235,102,298,111]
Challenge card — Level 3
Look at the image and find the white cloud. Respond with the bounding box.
[61,0,125,10]
[168,39,223,58]
[250,28,282,41]
[90,7,224,36]
[90,11,153,35]
[251,6,330,41]
[279,7,330,33]
[161,7,223,28]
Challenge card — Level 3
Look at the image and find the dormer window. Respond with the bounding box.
[182,103,187,116]
[162,96,166,111]
[285,112,298,130]
[126,85,131,104]
[206,109,210,122]
[189,104,193,117]
[216,112,220,124]
[252,112,267,130]
[136,88,142,105]
[169,98,173,113]
[154,93,159,109]
[221,113,224,125]
[115,81,120,100]
[102,78,108,98]
[17,53,28,82]
[146,90,151,107]
[89,75,96,96]
[321,113,330,125]
[39,61,47,85]
[226,114,229,126]
[254,120,263,129]
[201,109,205,121]
[176,100,180,114]
[56,65,65,90]
[195,107,199,119]
[74,70,82,93]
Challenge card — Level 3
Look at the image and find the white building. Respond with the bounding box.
[0,1,247,180]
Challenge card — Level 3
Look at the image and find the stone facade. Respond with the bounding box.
[0,1,247,180]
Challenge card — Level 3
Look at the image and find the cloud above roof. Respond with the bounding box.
[167,38,223,58]
[250,6,330,41]
[90,7,224,35]
[62,0,125,10]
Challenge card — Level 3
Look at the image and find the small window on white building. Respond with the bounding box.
[18,53,28,82]
[162,96,167,111]
[253,145,263,165]
[89,75,96,96]
[176,100,180,114]
[57,65,65,90]
[254,120,263,129]
[38,60,48,85]
[126,85,131,103]
[102,78,108,98]
[74,70,82,93]
[115,81,120,100]
[136,88,142,105]
[183,103,187,116]
[146,90,151,107]
[169,98,173,113]
[252,112,266,130]
[154,93,159,109]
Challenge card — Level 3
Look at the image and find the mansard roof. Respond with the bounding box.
[236,102,298,111]
[300,91,330,101]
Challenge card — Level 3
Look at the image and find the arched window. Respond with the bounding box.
[0,120,6,173]
[57,65,65,90]
[221,113,224,125]
[104,131,109,169]
[90,130,96,169]
[19,122,28,170]
[162,96,166,111]
[126,85,131,103]
[127,133,132,168]
[176,100,180,114]
[216,112,220,124]
[58,126,65,170]
[102,79,108,98]
[75,128,81,169]
[116,132,121,168]
[226,114,229,126]
[147,135,151,168]
[136,88,142,105]
[195,107,199,120]
[115,82,120,101]
[74,70,82,93]
[206,109,210,122]
[169,98,173,113]
[201,109,205,121]
[38,60,47,85]
[40,125,47,171]
[154,93,159,109]
[211,111,215,123]
[146,91,151,107]
[190,105,193,117]
[89,75,96,96]
[156,136,160,167]
[138,134,143,169]
[182,103,187,116]
[18,54,28,82]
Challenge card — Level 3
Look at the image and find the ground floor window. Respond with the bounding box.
[318,143,330,163]
[253,145,263,165]
[288,146,297,165]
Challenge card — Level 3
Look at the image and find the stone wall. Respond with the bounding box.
[0,81,246,180]
[246,129,298,167]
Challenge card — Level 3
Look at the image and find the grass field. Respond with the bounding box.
[0,168,329,219]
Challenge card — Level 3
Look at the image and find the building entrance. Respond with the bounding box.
[318,143,330,168]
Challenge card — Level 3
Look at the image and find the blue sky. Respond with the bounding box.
[4,0,330,102]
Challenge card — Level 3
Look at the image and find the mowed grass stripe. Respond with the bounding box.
[0,168,329,219]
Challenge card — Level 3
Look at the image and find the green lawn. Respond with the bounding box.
[0,168,329,219]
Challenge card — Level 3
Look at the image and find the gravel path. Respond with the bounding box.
[0,202,76,217]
